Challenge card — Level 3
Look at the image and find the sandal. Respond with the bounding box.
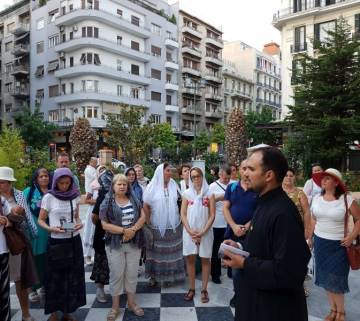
[335,311,345,321]
[184,289,195,301]
[128,304,144,317]
[201,289,209,303]
[107,309,120,321]
[324,309,337,321]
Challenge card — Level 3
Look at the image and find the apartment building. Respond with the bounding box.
[178,10,223,136]
[273,0,360,117]
[222,61,254,121]
[223,41,282,120]
[30,0,179,147]
[0,0,31,128]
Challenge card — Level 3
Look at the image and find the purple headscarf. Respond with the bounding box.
[48,168,80,201]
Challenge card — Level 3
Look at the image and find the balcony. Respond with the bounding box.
[165,105,180,113]
[181,106,202,115]
[204,73,223,83]
[205,55,223,66]
[165,37,179,49]
[11,87,30,97]
[11,65,30,76]
[182,25,202,39]
[11,44,29,56]
[182,45,202,58]
[55,90,150,108]
[55,64,151,86]
[205,110,223,118]
[232,90,252,100]
[205,36,224,49]
[290,42,307,53]
[55,37,150,62]
[256,98,264,103]
[182,87,202,96]
[55,8,151,38]
[272,0,355,28]
[165,60,179,70]
[11,23,30,36]
[165,82,179,91]
[205,92,223,101]
[182,67,201,77]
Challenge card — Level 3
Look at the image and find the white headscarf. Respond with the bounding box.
[186,167,210,231]
[144,163,180,237]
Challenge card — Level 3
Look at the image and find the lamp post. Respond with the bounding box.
[183,76,206,159]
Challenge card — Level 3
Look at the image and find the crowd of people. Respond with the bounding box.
[0,148,359,321]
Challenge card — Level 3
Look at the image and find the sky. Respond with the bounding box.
[0,0,281,50]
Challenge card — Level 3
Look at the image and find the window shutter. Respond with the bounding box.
[80,53,86,64]
[314,24,320,42]
[82,27,86,37]
[94,27,99,38]
[94,54,101,65]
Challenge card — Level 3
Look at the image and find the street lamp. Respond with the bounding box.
[183,76,206,159]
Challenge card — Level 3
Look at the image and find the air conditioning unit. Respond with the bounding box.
[60,26,65,32]
[73,25,78,32]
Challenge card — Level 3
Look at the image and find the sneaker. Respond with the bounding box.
[96,288,107,303]
[230,294,236,308]
[29,291,40,303]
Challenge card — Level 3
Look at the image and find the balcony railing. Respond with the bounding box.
[290,42,308,53]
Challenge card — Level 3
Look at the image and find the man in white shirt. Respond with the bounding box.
[84,157,98,196]
[209,165,232,284]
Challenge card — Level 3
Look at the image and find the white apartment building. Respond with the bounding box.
[223,41,282,120]
[273,0,360,116]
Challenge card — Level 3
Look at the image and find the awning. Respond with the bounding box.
[35,65,44,77]
[47,60,59,72]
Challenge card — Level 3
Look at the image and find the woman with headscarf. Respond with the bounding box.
[83,165,106,266]
[90,167,113,303]
[143,163,185,286]
[23,168,51,302]
[125,167,143,204]
[38,168,85,321]
[181,167,215,303]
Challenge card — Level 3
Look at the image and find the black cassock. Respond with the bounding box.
[235,187,311,321]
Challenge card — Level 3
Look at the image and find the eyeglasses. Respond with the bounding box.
[191,175,201,179]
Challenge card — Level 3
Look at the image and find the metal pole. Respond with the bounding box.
[193,81,197,159]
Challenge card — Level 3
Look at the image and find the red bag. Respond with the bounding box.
[344,195,360,270]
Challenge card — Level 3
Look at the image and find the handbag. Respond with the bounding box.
[48,200,75,270]
[344,195,360,270]
[0,200,27,255]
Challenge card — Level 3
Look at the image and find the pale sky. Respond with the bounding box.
[1,0,281,50]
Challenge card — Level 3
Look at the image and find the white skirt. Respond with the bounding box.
[83,204,95,257]
[183,227,214,258]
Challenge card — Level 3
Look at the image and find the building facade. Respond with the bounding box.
[273,0,360,117]
[223,40,282,120]
[178,10,223,137]
[30,0,179,147]
[0,0,30,128]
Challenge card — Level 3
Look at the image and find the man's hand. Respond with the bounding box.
[232,224,247,237]
[223,239,240,248]
[222,249,246,269]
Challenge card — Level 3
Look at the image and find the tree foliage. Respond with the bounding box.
[69,118,97,174]
[245,108,277,145]
[14,107,56,149]
[210,123,225,144]
[152,122,177,152]
[194,131,211,155]
[287,17,360,170]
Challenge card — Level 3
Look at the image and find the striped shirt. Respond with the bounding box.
[115,200,135,227]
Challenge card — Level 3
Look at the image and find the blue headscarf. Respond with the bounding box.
[48,168,80,201]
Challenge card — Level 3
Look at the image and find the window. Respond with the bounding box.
[61,83,66,95]
[94,54,101,65]
[36,41,44,53]
[35,65,44,78]
[294,26,306,51]
[151,91,161,102]
[5,104,12,113]
[47,60,59,73]
[82,106,98,118]
[70,83,74,94]
[117,85,122,96]
[166,95,172,105]
[131,64,140,75]
[70,57,74,67]
[131,41,140,51]
[151,23,161,36]
[117,9,123,16]
[48,34,59,48]
[117,36,122,45]
[69,31,73,40]
[5,63,13,75]
[131,88,139,99]
[166,116,172,124]
[151,45,161,57]
[5,83,13,93]
[314,20,335,43]
[36,89,44,99]
[49,110,59,122]
[151,114,161,124]
[151,69,161,80]
[7,22,15,33]
[81,80,99,92]
[37,18,45,30]
[166,74,172,83]
[49,85,59,97]
[117,59,122,71]
[82,26,99,38]
[131,15,140,26]
[5,42,12,52]
[48,9,59,23]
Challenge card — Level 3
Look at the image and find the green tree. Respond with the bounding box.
[287,17,360,170]
[210,123,225,144]
[194,131,210,155]
[14,107,56,149]
[106,107,153,164]
[152,122,177,151]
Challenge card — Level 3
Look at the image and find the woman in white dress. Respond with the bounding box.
[181,167,215,303]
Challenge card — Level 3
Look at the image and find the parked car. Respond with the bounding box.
[112,159,126,172]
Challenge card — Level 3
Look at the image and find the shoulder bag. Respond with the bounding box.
[344,195,360,270]
[48,200,75,270]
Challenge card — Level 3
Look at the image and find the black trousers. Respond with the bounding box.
[0,253,10,321]
[211,227,226,279]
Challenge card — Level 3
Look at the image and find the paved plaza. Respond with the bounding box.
[9,205,360,321]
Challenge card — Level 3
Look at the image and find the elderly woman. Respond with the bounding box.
[38,168,85,321]
[310,169,360,321]
[144,163,185,286]
[0,166,38,321]
[125,167,143,204]
[181,167,215,303]
[23,168,51,302]
[100,174,146,321]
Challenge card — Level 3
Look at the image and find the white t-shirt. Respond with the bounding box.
[84,165,97,194]
[303,179,322,205]
[41,194,80,239]
[0,197,10,255]
[312,194,354,240]
[209,180,229,228]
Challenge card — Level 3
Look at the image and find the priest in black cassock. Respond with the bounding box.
[223,147,311,321]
